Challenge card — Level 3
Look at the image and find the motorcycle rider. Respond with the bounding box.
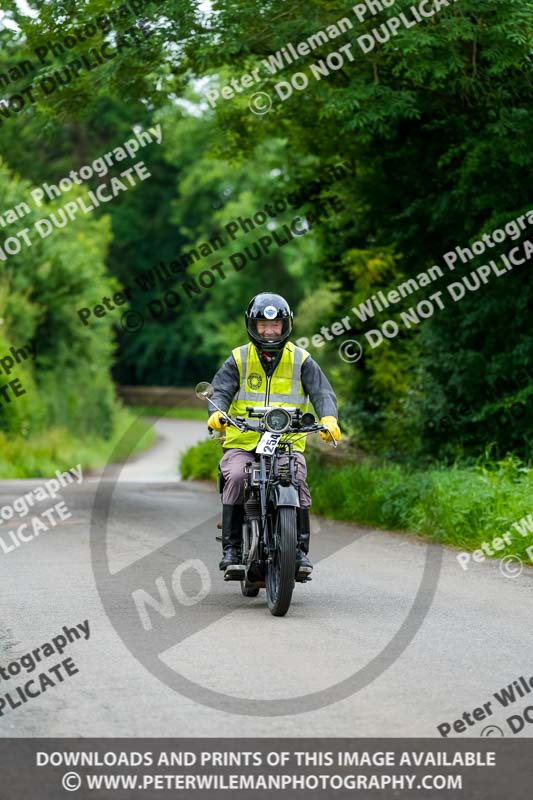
[208,292,341,576]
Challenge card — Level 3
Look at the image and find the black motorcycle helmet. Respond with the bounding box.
[245,293,293,352]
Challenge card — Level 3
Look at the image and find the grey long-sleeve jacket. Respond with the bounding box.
[207,342,338,419]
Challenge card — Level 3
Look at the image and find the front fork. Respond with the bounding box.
[243,451,300,565]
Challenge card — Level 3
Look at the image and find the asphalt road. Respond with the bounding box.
[1,418,532,738]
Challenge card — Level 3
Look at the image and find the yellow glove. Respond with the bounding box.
[208,411,227,432]
[320,416,341,442]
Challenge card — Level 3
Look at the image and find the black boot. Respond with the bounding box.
[296,507,313,573]
[219,504,244,570]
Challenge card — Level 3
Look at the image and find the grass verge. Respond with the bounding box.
[179,438,221,482]
[0,407,156,479]
[179,438,533,561]
[129,406,206,421]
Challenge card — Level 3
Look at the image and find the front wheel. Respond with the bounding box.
[266,507,297,616]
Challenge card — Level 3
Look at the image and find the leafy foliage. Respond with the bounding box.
[0,0,531,464]
[0,158,117,441]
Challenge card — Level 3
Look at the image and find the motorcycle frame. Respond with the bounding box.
[243,440,300,565]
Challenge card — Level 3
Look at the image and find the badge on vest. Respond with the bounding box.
[247,372,263,390]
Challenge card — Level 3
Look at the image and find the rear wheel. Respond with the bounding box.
[240,580,260,597]
[266,507,297,616]
[241,517,261,597]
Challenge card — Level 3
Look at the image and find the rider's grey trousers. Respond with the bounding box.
[219,448,312,507]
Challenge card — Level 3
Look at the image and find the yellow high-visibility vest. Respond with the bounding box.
[224,341,310,452]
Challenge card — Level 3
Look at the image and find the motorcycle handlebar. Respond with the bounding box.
[208,416,333,441]
[203,390,337,445]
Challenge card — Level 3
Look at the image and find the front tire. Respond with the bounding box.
[266,507,297,616]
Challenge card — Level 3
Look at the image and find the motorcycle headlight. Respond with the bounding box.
[264,407,291,433]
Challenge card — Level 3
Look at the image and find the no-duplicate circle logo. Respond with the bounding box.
[90,395,443,716]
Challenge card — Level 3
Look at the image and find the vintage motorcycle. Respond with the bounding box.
[196,382,336,616]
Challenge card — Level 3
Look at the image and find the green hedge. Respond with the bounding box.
[0,157,118,442]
